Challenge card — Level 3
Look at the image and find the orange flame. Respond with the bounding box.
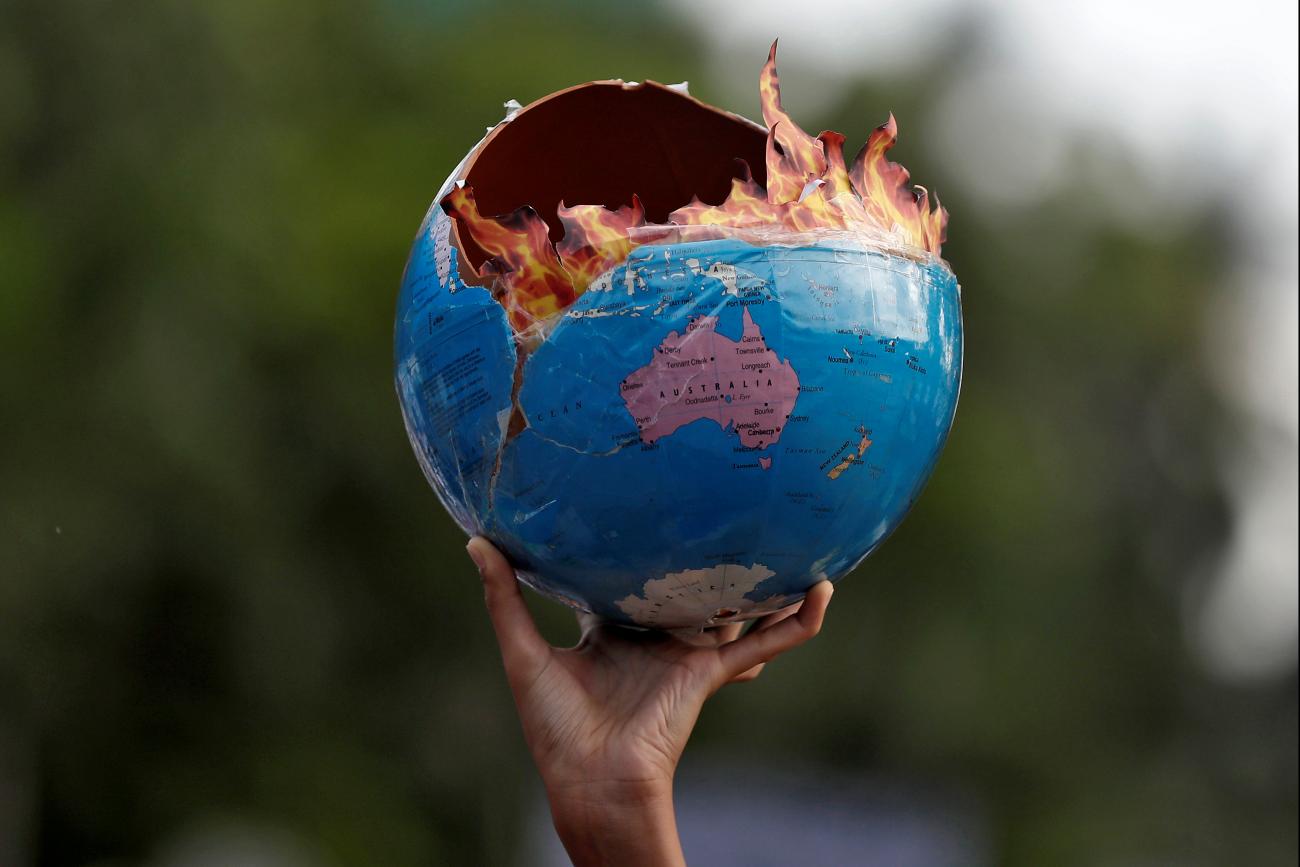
[555,196,646,294]
[668,160,777,228]
[759,41,826,204]
[442,41,948,335]
[849,115,947,254]
[441,184,574,330]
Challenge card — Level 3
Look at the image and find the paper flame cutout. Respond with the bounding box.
[556,196,647,297]
[444,41,948,333]
[441,185,576,328]
[849,114,947,255]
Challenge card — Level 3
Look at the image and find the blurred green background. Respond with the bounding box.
[2,1,1296,865]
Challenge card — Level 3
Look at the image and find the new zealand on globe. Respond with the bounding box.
[394,44,962,630]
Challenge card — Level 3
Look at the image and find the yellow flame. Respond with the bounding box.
[556,197,646,294]
[759,40,826,204]
[442,184,574,331]
[668,160,777,227]
[849,115,947,254]
[442,41,949,334]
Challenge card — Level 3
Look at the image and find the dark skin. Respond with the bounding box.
[467,537,834,866]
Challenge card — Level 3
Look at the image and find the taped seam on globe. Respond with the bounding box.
[627,224,945,267]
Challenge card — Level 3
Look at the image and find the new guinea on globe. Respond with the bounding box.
[394,43,962,631]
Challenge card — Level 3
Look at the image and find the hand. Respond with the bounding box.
[467,537,834,867]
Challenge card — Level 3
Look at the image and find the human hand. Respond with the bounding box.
[466,537,834,867]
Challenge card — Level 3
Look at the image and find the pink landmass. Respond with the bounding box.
[621,308,800,448]
[759,456,773,470]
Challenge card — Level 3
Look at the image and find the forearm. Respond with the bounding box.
[547,781,686,867]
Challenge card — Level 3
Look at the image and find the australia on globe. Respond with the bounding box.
[394,45,963,630]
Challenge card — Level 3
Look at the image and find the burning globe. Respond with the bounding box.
[395,44,962,630]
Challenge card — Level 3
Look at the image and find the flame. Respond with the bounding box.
[758,41,826,204]
[849,115,947,254]
[555,196,646,295]
[442,41,948,335]
[441,184,574,330]
[668,160,777,227]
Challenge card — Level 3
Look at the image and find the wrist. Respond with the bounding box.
[547,778,684,867]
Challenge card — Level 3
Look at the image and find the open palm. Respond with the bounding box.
[467,536,834,801]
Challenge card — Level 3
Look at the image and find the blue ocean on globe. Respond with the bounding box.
[395,206,962,630]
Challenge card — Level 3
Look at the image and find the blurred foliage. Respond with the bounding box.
[0,1,1294,865]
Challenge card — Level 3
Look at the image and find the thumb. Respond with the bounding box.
[467,537,550,689]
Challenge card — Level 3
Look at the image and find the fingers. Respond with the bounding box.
[748,603,801,634]
[721,607,794,682]
[714,622,745,644]
[716,581,833,684]
[722,606,798,683]
[467,537,551,688]
[698,622,744,649]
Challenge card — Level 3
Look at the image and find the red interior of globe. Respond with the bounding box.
[454,81,768,274]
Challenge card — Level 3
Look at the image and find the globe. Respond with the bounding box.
[395,204,963,630]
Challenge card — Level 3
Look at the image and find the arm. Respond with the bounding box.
[466,537,834,867]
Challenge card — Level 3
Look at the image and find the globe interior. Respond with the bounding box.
[451,79,769,274]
